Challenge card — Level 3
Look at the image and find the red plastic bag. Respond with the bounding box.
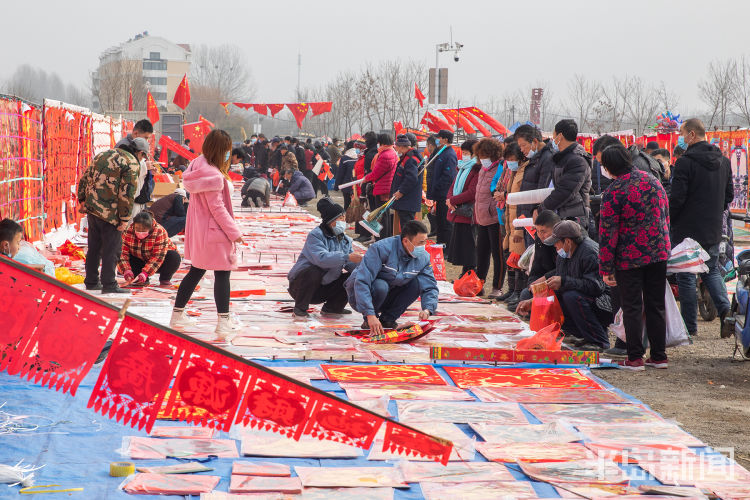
[516,322,563,350]
[453,270,484,297]
[425,241,446,281]
[283,192,298,207]
[529,290,564,332]
[507,252,521,269]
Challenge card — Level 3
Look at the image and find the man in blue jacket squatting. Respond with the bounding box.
[345,220,439,335]
[287,198,363,318]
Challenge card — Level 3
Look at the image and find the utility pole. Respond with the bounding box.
[296,51,301,101]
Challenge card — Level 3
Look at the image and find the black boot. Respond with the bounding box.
[505,292,521,312]
[497,270,516,302]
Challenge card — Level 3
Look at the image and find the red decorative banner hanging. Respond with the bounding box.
[459,109,492,137]
[437,110,456,127]
[88,316,186,432]
[267,104,284,117]
[461,107,509,135]
[219,102,230,115]
[160,343,251,432]
[286,103,309,128]
[17,286,118,395]
[232,103,253,110]
[252,104,268,115]
[309,102,332,117]
[159,135,198,166]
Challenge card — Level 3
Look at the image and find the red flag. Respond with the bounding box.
[426,112,452,131]
[309,102,332,116]
[146,91,160,124]
[233,102,253,110]
[286,103,309,128]
[459,109,492,137]
[267,104,284,117]
[415,83,426,107]
[438,109,457,126]
[252,104,268,115]
[128,88,133,111]
[173,74,191,110]
[462,107,509,135]
[183,119,212,153]
[219,102,230,115]
[394,121,405,136]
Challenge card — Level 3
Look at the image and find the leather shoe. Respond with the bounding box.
[85,283,102,291]
[101,286,130,294]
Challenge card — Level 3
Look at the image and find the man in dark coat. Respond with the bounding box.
[670,118,734,336]
[426,129,457,245]
[390,134,423,226]
[514,125,556,218]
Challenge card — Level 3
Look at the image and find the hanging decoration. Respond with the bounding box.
[146,91,160,125]
[172,74,191,110]
[227,102,332,123]
[286,103,309,128]
[309,102,332,116]
[460,107,509,135]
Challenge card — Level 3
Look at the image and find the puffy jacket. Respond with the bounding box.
[365,146,398,196]
[549,236,605,298]
[281,151,298,171]
[426,146,457,201]
[447,163,480,224]
[77,148,139,226]
[391,149,423,213]
[670,141,733,249]
[540,143,592,223]
[287,170,315,202]
[503,161,529,256]
[288,225,357,285]
[474,161,500,226]
[628,145,666,184]
[336,150,357,193]
[518,143,555,217]
[345,236,439,317]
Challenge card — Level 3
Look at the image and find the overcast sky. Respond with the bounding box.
[4,0,750,114]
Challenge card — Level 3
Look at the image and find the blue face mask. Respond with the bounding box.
[506,161,519,171]
[550,136,560,153]
[677,136,688,149]
[333,220,346,235]
[527,149,536,159]
[557,247,569,259]
[224,151,231,162]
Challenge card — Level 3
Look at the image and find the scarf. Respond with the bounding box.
[452,159,476,195]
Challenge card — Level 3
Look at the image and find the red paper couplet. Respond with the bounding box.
[303,395,384,449]
[18,287,117,395]
[382,421,453,465]
[0,260,51,373]
[160,343,250,431]
[88,316,186,432]
[234,369,318,440]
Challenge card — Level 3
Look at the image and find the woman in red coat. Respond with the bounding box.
[446,140,480,276]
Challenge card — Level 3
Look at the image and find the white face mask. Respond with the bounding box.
[480,158,493,169]
[601,164,614,180]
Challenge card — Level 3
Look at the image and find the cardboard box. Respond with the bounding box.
[152,182,180,198]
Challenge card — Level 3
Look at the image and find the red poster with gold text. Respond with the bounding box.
[321,364,447,385]
[443,367,603,389]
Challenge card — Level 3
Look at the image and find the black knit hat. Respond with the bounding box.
[317,197,345,225]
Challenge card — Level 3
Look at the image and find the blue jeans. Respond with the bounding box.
[370,278,421,322]
[676,243,730,333]
[556,289,610,349]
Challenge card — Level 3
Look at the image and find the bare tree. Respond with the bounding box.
[190,44,255,102]
[731,55,750,127]
[698,58,737,128]
[94,57,146,113]
[3,64,90,107]
[565,74,601,131]
[655,80,679,112]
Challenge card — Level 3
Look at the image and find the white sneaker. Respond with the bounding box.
[170,310,197,330]
[215,315,235,341]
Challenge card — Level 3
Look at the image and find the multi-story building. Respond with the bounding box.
[92,32,191,113]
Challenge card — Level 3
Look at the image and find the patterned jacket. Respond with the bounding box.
[598,168,671,275]
[77,148,139,226]
[118,222,176,277]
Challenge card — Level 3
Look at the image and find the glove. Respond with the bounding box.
[133,272,148,284]
[123,271,134,282]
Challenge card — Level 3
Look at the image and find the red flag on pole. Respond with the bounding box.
[146,91,160,124]
[286,103,309,128]
[462,107,509,135]
[128,88,133,111]
[415,83,426,107]
[459,109,492,137]
[173,74,191,110]
[309,102,332,116]
[183,119,212,153]
[267,104,284,117]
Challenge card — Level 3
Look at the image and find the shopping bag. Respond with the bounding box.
[518,244,535,272]
[613,286,689,348]
[667,237,709,274]
[282,192,298,207]
[453,269,484,297]
[516,322,563,350]
[507,252,521,270]
[425,240,447,281]
[529,290,565,332]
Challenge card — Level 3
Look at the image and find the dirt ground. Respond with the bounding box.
[317,191,750,469]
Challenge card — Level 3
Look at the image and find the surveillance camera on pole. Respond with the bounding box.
[431,30,463,106]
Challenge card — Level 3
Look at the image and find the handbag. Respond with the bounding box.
[454,202,474,219]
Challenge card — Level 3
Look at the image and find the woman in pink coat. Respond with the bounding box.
[363,133,398,238]
[170,129,243,338]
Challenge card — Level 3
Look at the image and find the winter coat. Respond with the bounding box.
[599,168,671,276]
[77,148,139,226]
[518,143,555,217]
[528,233,557,285]
[540,143,592,223]
[328,145,342,167]
[474,161,500,226]
[288,225,357,285]
[336,151,357,197]
[447,163,480,224]
[426,146,457,201]
[281,151,298,171]
[287,170,315,202]
[150,192,186,225]
[550,236,606,298]
[669,141,734,249]
[345,236,439,317]
[253,140,269,172]
[295,145,306,168]
[503,161,529,256]
[628,145,666,185]
[391,149,423,213]
[304,149,314,171]
[182,156,242,271]
[363,146,378,175]
[365,146,398,196]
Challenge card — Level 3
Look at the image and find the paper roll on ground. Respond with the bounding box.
[506,188,554,206]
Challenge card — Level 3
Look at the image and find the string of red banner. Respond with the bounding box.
[220,102,333,129]
[414,107,510,136]
[0,258,453,464]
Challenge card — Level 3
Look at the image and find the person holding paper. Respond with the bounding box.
[118,211,181,287]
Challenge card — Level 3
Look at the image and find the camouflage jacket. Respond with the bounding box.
[77,148,139,226]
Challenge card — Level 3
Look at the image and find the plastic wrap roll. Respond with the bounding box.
[506,188,554,206]
[512,218,535,228]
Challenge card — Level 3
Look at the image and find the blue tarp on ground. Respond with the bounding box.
[0,361,723,499]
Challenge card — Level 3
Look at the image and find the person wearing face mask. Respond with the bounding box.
[597,144,671,370]
[390,134,424,226]
[345,220,438,336]
[536,220,612,351]
[538,120,593,233]
[77,135,144,294]
[670,118,734,338]
[426,130,458,245]
[446,139,480,277]
[501,141,531,310]
[0,219,23,261]
[118,211,181,287]
[170,129,245,340]
[474,138,505,298]
[515,210,562,317]
[287,198,362,318]
[514,125,555,219]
